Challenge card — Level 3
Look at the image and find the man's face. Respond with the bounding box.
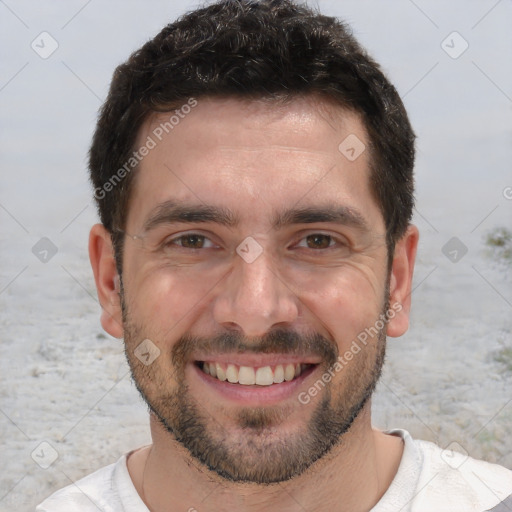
[119,96,392,483]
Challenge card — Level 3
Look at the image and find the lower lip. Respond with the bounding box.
[191,363,318,406]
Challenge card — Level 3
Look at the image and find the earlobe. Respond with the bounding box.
[88,224,124,339]
[386,224,419,338]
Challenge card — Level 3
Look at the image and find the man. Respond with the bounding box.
[37,0,512,510]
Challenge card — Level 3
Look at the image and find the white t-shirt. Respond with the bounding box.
[36,429,512,512]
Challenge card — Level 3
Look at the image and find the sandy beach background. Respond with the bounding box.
[1,1,511,510]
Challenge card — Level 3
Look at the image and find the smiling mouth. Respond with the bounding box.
[196,361,317,386]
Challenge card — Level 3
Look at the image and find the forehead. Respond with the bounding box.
[127,96,383,233]
[140,95,361,158]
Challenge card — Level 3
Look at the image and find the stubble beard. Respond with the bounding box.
[121,290,388,484]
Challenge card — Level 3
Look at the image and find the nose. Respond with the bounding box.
[212,246,299,337]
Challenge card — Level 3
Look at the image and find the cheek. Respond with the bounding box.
[292,262,386,344]
[124,263,216,336]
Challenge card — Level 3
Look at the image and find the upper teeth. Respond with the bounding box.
[201,362,305,386]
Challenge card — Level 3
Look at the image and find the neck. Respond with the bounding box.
[128,402,404,512]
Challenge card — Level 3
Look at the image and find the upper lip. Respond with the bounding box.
[193,353,322,367]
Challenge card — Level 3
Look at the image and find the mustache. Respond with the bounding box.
[172,329,339,368]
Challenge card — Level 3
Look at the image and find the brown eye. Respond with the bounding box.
[179,234,206,248]
[162,233,218,252]
[305,234,333,249]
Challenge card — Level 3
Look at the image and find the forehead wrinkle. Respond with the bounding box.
[216,145,333,155]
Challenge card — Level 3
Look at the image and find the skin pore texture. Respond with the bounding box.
[89,96,418,511]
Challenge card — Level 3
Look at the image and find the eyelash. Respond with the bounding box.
[163,232,347,251]
[166,233,218,249]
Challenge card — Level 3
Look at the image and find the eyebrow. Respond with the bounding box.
[142,200,370,233]
[143,201,239,232]
[272,205,370,232]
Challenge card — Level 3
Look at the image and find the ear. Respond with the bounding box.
[88,224,124,338]
[386,224,419,338]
